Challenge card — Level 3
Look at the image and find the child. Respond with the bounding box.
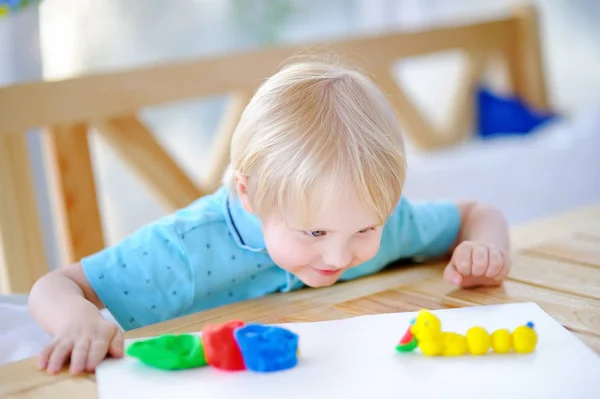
[28,60,510,376]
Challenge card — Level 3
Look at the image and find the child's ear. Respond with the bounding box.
[234,172,254,213]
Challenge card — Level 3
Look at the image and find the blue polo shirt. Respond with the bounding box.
[81,187,460,330]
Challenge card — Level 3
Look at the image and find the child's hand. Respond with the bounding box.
[38,312,124,375]
[443,240,511,288]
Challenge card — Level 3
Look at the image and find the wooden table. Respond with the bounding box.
[2,204,600,398]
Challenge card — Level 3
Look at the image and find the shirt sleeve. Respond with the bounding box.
[80,218,193,331]
[382,196,462,260]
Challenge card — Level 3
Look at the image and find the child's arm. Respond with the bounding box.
[28,214,198,375]
[29,263,123,375]
[443,201,511,287]
[382,196,510,289]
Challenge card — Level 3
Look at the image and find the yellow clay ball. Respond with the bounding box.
[419,340,444,356]
[491,329,513,354]
[443,333,468,356]
[466,326,491,355]
[513,325,537,354]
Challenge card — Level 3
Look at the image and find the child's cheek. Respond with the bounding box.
[354,235,382,264]
[264,232,314,273]
[270,245,313,274]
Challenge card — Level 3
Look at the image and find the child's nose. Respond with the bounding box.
[323,247,352,269]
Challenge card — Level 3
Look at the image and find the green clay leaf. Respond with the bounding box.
[126,334,208,370]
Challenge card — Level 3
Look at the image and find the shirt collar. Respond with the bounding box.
[223,189,266,252]
[220,187,303,290]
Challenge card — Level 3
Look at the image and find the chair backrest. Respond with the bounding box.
[0,4,549,294]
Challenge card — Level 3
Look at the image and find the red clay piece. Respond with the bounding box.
[399,326,414,345]
[202,320,246,371]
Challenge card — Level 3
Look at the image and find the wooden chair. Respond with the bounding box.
[0,5,549,294]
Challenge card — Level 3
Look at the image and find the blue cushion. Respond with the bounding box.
[476,85,557,138]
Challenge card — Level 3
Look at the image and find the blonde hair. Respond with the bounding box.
[225,60,406,227]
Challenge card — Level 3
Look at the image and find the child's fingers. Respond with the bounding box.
[38,342,56,370]
[69,340,91,375]
[495,251,512,280]
[443,263,463,286]
[108,328,125,358]
[46,340,73,374]
[485,249,504,278]
[471,245,489,276]
[452,244,473,276]
[86,339,110,372]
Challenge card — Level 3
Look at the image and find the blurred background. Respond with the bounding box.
[1,0,600,272]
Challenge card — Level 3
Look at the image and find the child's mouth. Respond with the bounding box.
[312,268,341,276]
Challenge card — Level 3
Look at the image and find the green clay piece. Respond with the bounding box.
[126,334,208,370]
[396,337,418,352]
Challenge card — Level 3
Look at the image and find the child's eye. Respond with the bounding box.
[304,230,327,238]
[357,227,376,234]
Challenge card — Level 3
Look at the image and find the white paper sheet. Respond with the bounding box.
[96,302,600,399]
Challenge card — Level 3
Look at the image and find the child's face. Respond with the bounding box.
[260,189,384,288]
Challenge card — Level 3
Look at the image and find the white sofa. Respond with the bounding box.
[402,100,600,226]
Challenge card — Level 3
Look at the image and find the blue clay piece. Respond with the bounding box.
[234,324,299,372]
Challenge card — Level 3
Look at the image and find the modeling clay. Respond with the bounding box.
[466,326,491,355]
[395,325,418,352]
[127,320,301,374]
[442,332,468,356]
[396,309,538,357]
[234,324,299,372]
[126,334,208,370]
[408,310,444,356]
[491,328,513,354]
[512,322,537,353]
[202,320,247,371]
